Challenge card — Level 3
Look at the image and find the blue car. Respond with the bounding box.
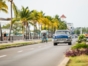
[53,30,72,46]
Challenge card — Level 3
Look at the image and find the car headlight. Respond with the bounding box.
[54,39,58,41]
[68,36,71,39]
[53,36,56,39]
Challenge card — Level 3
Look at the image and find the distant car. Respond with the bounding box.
[53,30,72,46]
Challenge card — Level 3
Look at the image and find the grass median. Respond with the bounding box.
[66,55,88,66]
[0,39,52,50]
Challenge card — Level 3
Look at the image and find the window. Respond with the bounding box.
[55,31,70,35]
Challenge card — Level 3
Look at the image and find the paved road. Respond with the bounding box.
[0,38,77,66]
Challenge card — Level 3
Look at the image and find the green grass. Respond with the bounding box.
[0,39,52,50]
[66,55,88,66]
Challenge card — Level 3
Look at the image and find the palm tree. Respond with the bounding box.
[37,11,45,38]
[0,0,8,41]
[17,6,31,39]
[8,0,13,41]
[55,15,61,22]
[58,21,67,29]
[44,16,52,31]
[0,0,8,13]
[30,10,41,39]
[8,0,31,40]
[8,1,34,40]
[54,15,67,30]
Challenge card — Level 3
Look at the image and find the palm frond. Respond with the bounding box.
[0,8,8,13]
[0,0,8,13]
[12,2,19,18]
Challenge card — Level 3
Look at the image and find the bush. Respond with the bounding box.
[78,34,85,40]
[71,42,88,50]
[65,49,88,57]
[77,34,87,43]
[66,42,88,57]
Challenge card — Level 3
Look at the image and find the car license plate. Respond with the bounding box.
[59,41,64,42]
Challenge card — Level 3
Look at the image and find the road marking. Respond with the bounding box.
[18,50,23,53]
[0,55,7,58]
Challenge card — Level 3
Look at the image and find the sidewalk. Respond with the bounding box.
[0,38,52,45]
[0,39,41,45]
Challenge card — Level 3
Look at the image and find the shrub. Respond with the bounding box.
[71,42,88,50]
[77,40,82,43]
[78,34,85,40]
[65,49,88,57]
[77,34,87,43]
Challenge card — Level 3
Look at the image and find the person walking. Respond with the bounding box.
[3,32,7,40]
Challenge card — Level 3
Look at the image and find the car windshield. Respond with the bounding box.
[55,31,70,35]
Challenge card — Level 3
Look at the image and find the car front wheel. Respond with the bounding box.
[54,43,57,46]
[68,42,72,45]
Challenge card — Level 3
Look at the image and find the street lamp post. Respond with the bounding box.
[8,0,13,41]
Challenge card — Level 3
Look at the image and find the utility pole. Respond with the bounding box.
[80,27,82,34]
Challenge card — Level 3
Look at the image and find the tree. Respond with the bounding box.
[58,21,67,30]
[30,10,43,38]
[37,11,45,30]
[9,1,32,39]
[0,0,8,13]
[17,6,31,39]
[2,24,10,29]
[74,27,80,35]
[8,0,13,41]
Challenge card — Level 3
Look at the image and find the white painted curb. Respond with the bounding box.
[58,57,69,66]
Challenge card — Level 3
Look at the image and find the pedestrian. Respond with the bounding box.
[42,33,47,42]
[3,32,7,40]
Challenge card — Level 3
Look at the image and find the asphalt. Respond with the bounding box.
[0,39,77,66]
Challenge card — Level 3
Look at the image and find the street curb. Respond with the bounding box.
[58,57,69,66]
[58,39,77,66]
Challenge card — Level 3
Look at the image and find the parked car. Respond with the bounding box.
[53,30,72,46]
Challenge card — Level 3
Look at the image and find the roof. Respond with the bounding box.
[55,30,70,32]
[0,18,11,21]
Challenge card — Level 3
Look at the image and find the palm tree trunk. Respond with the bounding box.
[0,23,3,41]
[28,24,30,40]
[8,0,13,41]
[39,24,41,39]
[25,25,27,40]
[52,23,53,36]
[48,24,49,38]
[34,22,37,39]
[22,24,25,40]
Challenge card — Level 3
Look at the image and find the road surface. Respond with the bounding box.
[0,38,76,66]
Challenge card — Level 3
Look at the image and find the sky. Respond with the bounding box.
[0,0,88,28]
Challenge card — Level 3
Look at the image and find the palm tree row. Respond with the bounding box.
[0,0,67,40]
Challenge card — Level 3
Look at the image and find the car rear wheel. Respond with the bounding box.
[68,42,72,45]
[54,43,57,46]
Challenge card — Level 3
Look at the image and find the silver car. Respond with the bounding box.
[53,30,72,46]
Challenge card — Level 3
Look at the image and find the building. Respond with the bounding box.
[67,23,74,34]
